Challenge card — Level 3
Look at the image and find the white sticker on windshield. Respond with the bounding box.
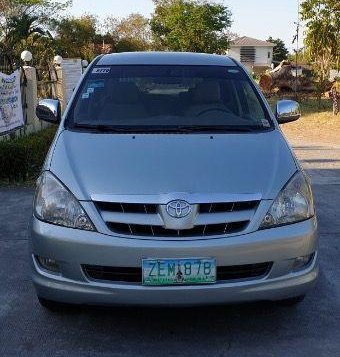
[82,93,90,99]
[87,87,95,93]
[92,67,110,74]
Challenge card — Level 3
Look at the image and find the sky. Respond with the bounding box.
[65,0,302,52]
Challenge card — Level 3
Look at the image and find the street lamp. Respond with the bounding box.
[53,55,63,67]
[21,50,33,65]
[81,59,89,73]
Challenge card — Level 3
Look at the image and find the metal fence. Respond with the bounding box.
[0,55,20,74]
[36,62,58,99]
[0,55,57,98]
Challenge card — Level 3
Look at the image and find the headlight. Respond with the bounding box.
[260,171,315,229]
[34,171,95,231]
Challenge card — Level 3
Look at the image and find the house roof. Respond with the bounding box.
[231,36,275,47]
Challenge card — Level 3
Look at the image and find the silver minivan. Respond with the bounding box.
[30,52,318,310]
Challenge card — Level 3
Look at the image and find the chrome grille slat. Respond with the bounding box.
[120,203,133,235]
[144,204,155,236]
[202,203,213,236]
[100,209,255,226]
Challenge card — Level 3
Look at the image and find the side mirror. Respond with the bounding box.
[36,99,61,124]
[275,100,301,124]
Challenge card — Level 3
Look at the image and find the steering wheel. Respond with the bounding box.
[195,107,232,117]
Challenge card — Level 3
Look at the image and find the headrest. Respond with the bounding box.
[109,82,140,104]
[193,81,221,104]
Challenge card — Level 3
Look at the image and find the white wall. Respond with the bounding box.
[227,48,241,62]
[51,59,83,113]
[227,46,273,67]
[61,59,83,104]
[255,47,273,66]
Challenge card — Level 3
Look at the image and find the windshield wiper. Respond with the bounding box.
[73,123,137,133]
[172,125,262,133]
[73,124,187,133]
[72,123,266,133]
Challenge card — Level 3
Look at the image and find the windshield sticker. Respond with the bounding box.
[92,67,110,74]
[87,80,105,89]
[82,92,90,99]
[261,119,270,127]
[87,87,95,94]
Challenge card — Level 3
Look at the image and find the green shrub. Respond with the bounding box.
[0,126,57,183]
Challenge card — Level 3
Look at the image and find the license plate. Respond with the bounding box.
[142,258,216,286]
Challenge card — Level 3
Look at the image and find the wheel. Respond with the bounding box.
[277,295,305,307]
[38,296,79,312]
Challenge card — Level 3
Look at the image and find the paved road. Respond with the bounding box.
[1,143,340,357]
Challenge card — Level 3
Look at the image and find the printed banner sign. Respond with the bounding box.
[0,70,24,135]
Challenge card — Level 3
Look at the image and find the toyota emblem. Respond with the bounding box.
[166,200,192,218]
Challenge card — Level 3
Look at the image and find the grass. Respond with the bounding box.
[266,94,339,146]
[266,94,333,115]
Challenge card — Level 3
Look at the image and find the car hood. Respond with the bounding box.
[49,130,297,201]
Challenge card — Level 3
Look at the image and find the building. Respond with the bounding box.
[227,36,275,73]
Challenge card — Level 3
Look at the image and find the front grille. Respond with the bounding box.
[199,201,258,213]
[96,201,259,215]
[96,202,158,214]
[217,263,272,280]
[83,262,272,283]
[107,222,248,237]
[95,199,260,238]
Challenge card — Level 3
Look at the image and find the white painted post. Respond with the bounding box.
[22,65,40,134]
[51,65,67,113]
[50,55,70,113]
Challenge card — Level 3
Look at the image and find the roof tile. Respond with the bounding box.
[231,36,275,47]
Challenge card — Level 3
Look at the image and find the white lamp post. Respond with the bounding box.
[53,55,63,67]
[21,50,33,65]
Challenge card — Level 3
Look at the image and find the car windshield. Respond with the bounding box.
[68,65,272,132]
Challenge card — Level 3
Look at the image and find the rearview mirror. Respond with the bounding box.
[275,100,301,124]
[36,99,61,124]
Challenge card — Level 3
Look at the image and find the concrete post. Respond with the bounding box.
[22,66,40,134]
[51,65,67,113]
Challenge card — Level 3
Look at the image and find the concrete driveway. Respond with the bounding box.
[1,142,340,357]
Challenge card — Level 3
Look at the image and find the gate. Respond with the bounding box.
[36,61,58,99]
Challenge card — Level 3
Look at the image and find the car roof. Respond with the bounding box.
[97,52,237,67]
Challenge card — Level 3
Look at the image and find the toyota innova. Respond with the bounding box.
[30,52,318,309]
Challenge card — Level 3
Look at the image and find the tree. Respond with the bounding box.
[300,0,340,102]
[105,13,152,52]
[0,0,70,62]
[150,0,232,53]
[287,48,310,65]
[267,36,289,62]
[53,15,98,60]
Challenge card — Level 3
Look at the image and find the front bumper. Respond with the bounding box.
[29,216,318,306]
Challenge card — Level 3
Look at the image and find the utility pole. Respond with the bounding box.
[292,0,300,100]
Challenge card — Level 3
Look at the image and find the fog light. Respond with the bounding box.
[36,256,60,273]
[292,253,314,271]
